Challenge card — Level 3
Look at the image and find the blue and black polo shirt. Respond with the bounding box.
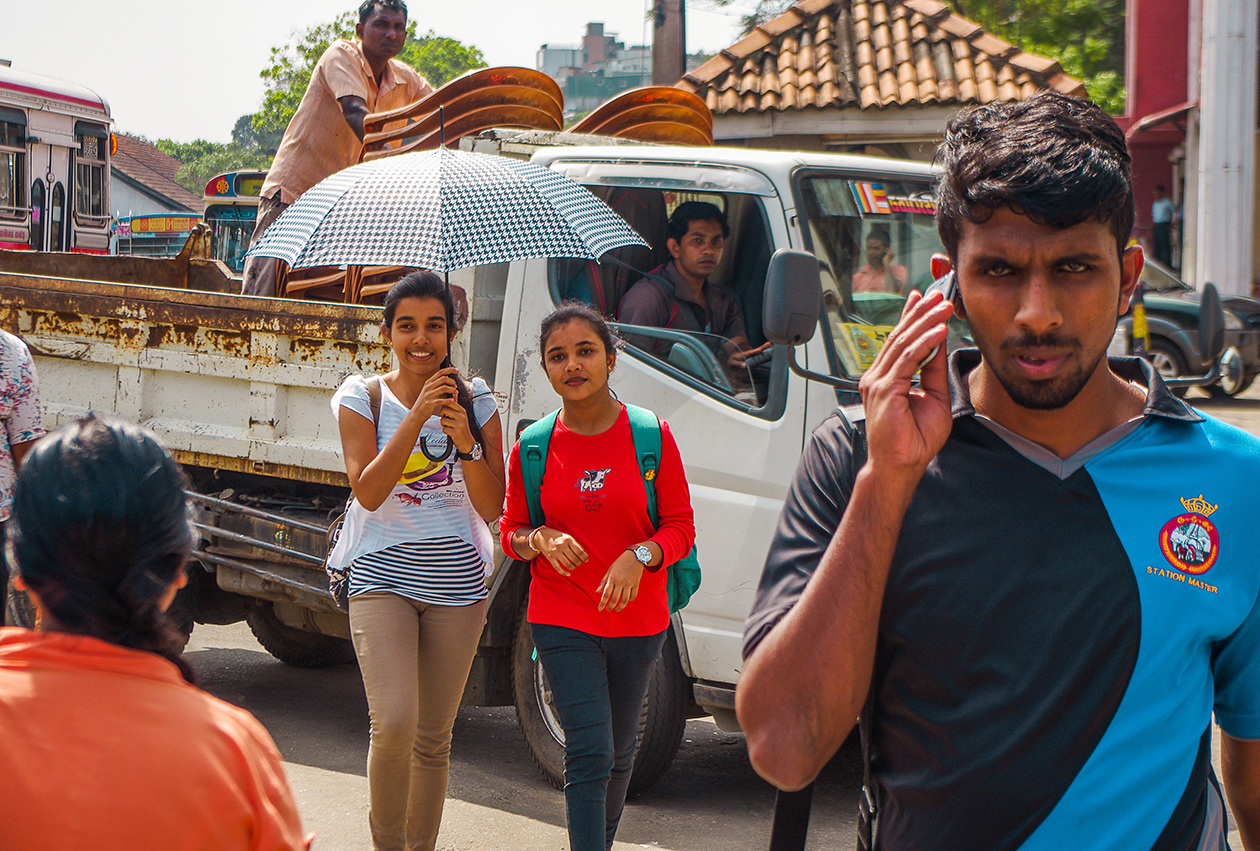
[746,351,1260,851]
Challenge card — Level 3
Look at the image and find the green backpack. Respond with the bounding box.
[517,404,701,613]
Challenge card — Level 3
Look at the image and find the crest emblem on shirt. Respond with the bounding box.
[1159,495,1219,575]
[578,468,611,492]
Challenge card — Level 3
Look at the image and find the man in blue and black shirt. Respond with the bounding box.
[739,92,1260,850]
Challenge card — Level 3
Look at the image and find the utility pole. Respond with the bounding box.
[653,0,686,85]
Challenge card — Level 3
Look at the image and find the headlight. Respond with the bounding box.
[1224,309,1245,330]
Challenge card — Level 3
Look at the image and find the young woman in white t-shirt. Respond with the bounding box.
[330,270,504,851]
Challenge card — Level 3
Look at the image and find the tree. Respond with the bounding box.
[718,0,1125,114]
[154,138,272,196]
[945,0,1125,114]
[253,13,486,140]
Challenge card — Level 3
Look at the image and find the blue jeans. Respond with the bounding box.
[530,624,667,851]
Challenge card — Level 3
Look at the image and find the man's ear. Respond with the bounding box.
[1119,245,1145,314]
[666,237,681,260]
[356,21,366,40]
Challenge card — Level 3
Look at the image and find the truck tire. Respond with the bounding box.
[246,603,354,668]
[511,607,689,795]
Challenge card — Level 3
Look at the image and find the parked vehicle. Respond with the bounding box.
[0,64,113,254]
[1123,257,1260,397]
[2,130,944,792]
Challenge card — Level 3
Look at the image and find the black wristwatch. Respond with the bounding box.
[456,443,484,462]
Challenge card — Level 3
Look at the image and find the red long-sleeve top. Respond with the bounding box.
[500,406,695,637]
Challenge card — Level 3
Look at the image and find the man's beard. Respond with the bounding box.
[988,331,1106,410]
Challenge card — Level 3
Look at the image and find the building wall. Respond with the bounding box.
[110,177,191,220]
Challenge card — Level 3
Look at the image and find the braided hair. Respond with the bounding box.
[8,414,196,683]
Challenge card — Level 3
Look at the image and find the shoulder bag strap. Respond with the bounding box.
[769,416,870,851]
[519,410,560,530]
[366,376,382,427]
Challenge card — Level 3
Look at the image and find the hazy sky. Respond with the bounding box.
[4,0,751,143]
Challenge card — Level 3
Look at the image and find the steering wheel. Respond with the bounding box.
[742,346,775,369]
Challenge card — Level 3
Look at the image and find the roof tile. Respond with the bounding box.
[683,0,1080,116]
[111,135,203,212]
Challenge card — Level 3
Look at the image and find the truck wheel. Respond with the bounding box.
[512,608,566,790]
[627,628,688,796]
[511,608,689,795]
[5,572,36,628]
[246,604,354,668]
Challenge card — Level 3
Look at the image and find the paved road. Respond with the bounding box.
[186,623,861,851]
[187,383,1256,851]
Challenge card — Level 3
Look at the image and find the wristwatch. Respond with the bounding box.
[630,544,652,566]
[456,443,483,462]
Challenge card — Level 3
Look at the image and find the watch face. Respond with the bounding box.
[633,545,652,565]
[470,443,483,461]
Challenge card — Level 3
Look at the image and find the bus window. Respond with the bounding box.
[50,182,65,251]
[0,111,23,221]
[75,123,108,222]
[29,179,44,251]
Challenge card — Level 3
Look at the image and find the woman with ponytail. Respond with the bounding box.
[328,270,505,851]
[0,413,309,851]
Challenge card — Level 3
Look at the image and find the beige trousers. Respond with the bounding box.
[349,591,486,851]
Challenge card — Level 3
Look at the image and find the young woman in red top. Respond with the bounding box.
[500,302,695,851]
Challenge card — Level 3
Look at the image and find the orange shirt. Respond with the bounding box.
[0,628,311,851]
[261,39,432,203]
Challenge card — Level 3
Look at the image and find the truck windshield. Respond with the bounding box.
[797,173,954,381]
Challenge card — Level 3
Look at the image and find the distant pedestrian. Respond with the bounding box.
[1151,184,1176,267]
[499,302,696,851]
[0,414,310,851]
[0,327,43,594]
[241,0,432,297]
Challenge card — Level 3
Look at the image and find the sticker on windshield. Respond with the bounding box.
[849,182,892,216]
[834,322,895,371]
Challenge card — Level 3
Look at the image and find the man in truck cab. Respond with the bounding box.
[241,0,432,297]
[739,91,1260,850]
[617,201,768,376]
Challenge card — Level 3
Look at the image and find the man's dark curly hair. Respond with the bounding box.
[935,91,1134,261]
[359,0,407,24]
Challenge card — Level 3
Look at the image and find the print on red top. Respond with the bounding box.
[501,407,694,638]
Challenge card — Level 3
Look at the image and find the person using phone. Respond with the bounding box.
[740,92,1260,850]
[330,271,505,851]
[851,227,908,294]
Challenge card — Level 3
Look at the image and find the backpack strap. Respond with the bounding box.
[366,376,382,428]
[624,403,662,526]
[518,410,560,530]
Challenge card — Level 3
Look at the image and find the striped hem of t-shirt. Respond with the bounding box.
[349,537,488,606]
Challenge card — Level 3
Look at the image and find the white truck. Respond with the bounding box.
[1,133,943,792]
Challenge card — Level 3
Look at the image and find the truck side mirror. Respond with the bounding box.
[1199,282,1226,363]
[762,249,822,346]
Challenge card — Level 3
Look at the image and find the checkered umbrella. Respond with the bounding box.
[247,146,648,271]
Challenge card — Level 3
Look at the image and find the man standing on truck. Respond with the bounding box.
[618,201,768,374]
[739,92,1260,850]
[241,0,432,297]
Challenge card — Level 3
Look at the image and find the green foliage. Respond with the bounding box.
[945,0,1127,114]
[252,12,486,140]
[154,138,272,196]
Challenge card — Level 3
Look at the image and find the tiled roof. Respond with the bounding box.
[678,0,1085,114]
[111,135,203,211]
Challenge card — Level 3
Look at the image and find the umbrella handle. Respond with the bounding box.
[420,434,454,463]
